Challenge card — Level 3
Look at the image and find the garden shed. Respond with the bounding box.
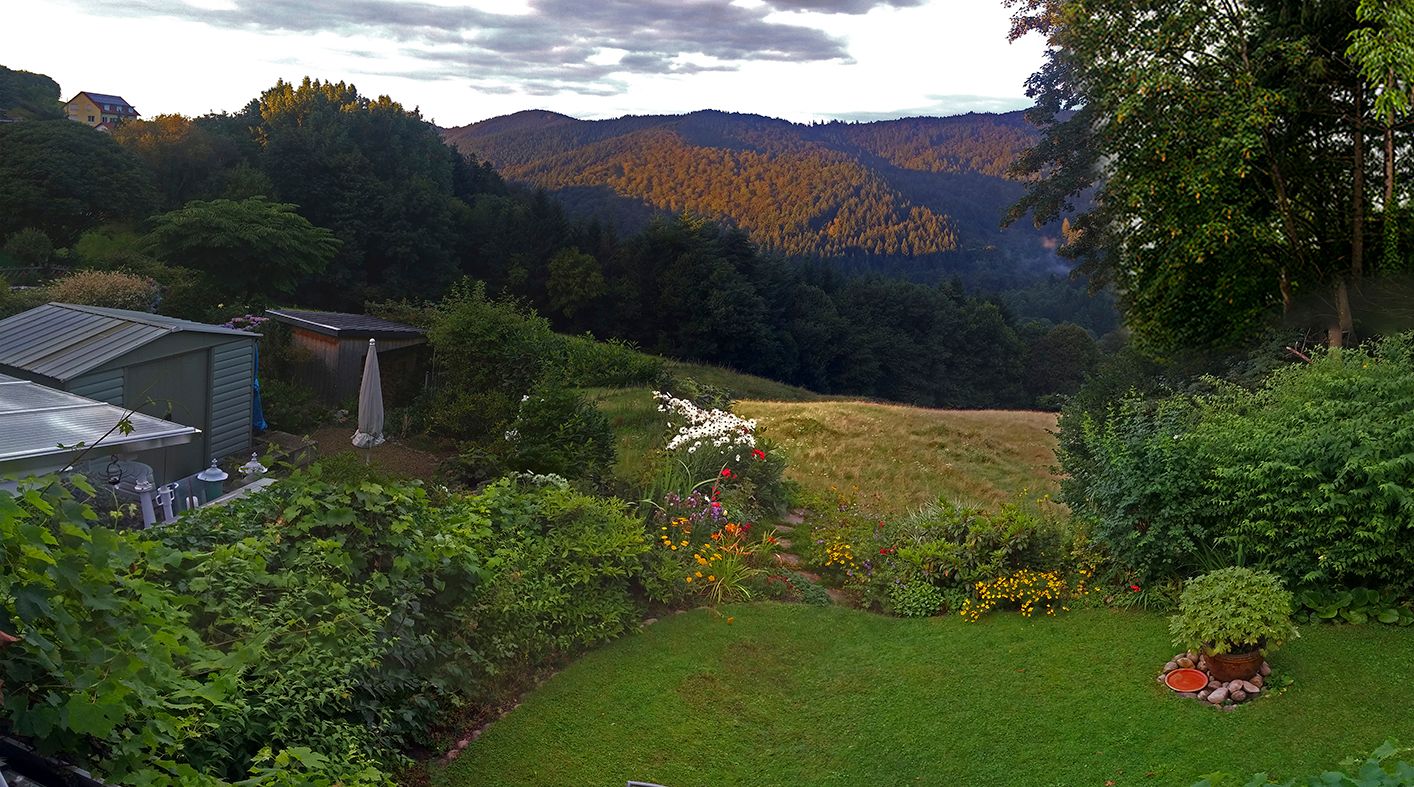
[265,308,426,404]
[0,303,258,480]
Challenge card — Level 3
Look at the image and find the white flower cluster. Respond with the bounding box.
[653,391,757,453]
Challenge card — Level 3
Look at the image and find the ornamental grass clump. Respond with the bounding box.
[1169,567,1299,655]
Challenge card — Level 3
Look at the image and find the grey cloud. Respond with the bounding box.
[57,0,907,95]
[764,0,927,13]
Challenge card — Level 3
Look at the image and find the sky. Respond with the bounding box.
[5,0,1047,128]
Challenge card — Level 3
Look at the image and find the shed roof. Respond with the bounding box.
[0,374,199,470]
[265,308,426,340]
[0,303,256,383]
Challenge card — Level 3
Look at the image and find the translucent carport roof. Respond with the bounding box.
[0,373,200,477]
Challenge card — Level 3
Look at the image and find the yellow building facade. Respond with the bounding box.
[64,92,139,129]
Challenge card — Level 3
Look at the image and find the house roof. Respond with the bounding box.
[0,303,256,383]
[0,373,199,474]
[69,92,138,114]
[265,308,426,340]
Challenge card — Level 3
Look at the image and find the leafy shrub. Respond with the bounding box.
[501,381,616,485]
[4,227,53,265]
[1169,567,1299,656]
[1192,740,1413,787]
[1061,392,1209,584]
[890,582,945,618]
[0,477,221,782]
[0,467,648,784]
[562,333,663,387]
[258,378,326,434]
[425,280,561,441]
[46,269,160,311]
[1064,335,1414,595]
[1295,588,1414,627]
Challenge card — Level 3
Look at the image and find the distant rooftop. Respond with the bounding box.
[0,303,256,383]
[69,92,138,112]
[265,309,426,340]
[0,373,199,475]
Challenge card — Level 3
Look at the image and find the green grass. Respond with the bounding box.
[434,604,1413,787]
[664,359,828,402]
[738,401,1060,514]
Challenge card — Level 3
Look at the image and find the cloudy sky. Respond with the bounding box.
[7,0,1045,127]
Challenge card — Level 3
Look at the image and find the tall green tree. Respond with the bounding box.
[0,121,155,243]
[143,197,339,299]
[1007,0,1386,352]
[1347,0,1414,272]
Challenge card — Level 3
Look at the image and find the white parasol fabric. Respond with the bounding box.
[351,338,385,449]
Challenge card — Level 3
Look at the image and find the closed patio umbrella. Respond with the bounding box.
[352,338,385,451]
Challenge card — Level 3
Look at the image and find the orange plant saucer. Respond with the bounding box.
[1165,668,1208,692]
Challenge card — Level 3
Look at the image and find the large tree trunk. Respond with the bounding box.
[1330,279,1353,348]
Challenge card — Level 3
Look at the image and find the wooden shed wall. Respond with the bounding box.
[288,328,424,404]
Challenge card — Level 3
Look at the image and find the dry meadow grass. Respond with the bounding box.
[736,400,1060,515]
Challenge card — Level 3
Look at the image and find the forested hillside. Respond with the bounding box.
[443,110,1062,288]
[1,72,1108,410]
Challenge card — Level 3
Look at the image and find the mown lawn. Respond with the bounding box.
[737,401,1060,513]
[434,604,1413,787]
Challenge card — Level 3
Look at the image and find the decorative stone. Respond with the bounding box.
[1208,679,1222,690]
[1227,680,1244,692]
[1239,680,1260,694]
[1221,704,1237,712]
[1208,687,1229,704]
[1260,662,1272,676]
[1250,675,1264,689]
[1199,689,1211,700]
[1231,690,1248,702]
[643,618,659,627]
[1164,661,1179,672]
[1179,692,1200,699]
[1177,657,1195,669]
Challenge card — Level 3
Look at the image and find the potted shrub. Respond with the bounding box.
[1170,567,1299,681]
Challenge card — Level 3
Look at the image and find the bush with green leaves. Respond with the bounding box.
[802,495,1075,617]
[1064,334,1414,596]
[1296,588,1414,627]
[3,227,53,266]
[499,380,616,486]
[561,332,663,387]
[425,280,561,441]
[0,466,647,785]
[1169,567,1299,656]
[890,582,946,618]
[257,378,326,434]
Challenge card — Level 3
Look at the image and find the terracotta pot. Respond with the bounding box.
[1205,647,1264,681]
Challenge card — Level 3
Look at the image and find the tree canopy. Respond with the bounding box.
[143,197,339,298]
[1008,0,1414,353]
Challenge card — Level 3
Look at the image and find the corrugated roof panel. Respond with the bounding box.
[0,303,252,382]
[0,374,199,463]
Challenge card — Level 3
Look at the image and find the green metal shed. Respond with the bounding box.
[0,303,258,480]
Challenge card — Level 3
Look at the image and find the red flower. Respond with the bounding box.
[1129,584,1142,592]
[720,468,733,478]
[752,448,766,460]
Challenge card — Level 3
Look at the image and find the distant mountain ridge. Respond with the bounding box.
[443,109,1064,284]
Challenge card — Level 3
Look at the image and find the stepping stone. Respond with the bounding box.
[794,570,821,582]
[774,524,796,534]
[775,537,793,549]
[825,587,853,606]
[775,553,803,568]
[783,510,807,525]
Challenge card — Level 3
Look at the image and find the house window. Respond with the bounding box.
[88,115,95,122]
